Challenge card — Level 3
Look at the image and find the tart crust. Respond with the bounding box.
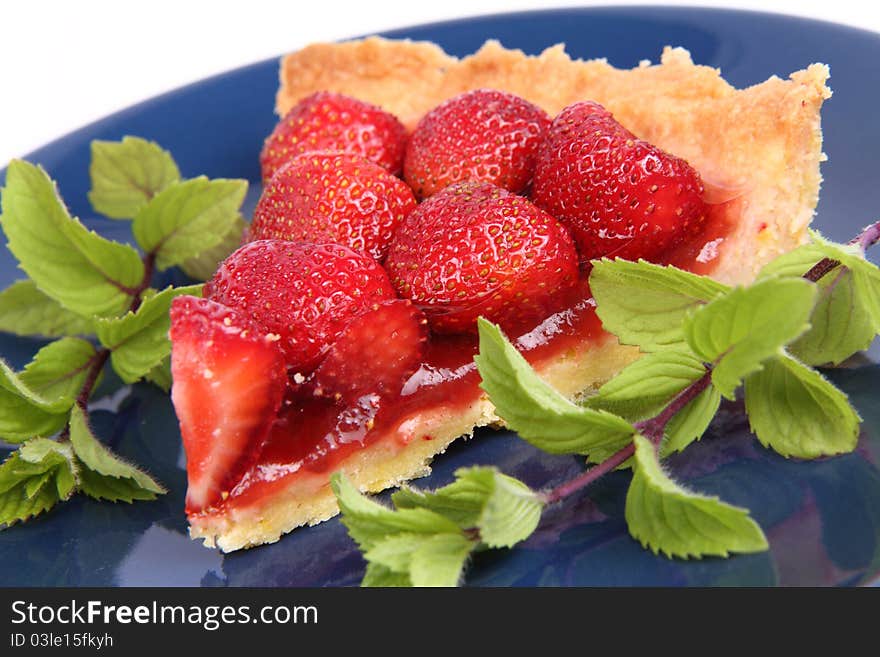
[190,38,830,551]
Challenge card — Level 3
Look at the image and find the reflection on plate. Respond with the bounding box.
[1,7,879,586]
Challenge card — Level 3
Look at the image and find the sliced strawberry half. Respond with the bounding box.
[169,296,286,514]
[312,299,428,403]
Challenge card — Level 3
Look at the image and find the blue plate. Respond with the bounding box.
[1,7,879,587]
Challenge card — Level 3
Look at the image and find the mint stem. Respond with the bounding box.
[634,370,713,444]
[804,219,880,281]
[542,369,713,504]
[854,219,880,254]
[57,249,157,443]
[542,219,880,507]
[541,442,635,504]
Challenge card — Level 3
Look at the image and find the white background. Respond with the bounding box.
[2,0,879,165]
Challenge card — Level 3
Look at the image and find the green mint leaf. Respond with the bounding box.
[68,405,164,498]
[0,393,67,443]
[589,259,729,351]
[361,563,412,587]
[743,354,860,458]
[475,469,543,548]
[683,278,817,399]
[132,177,247,271]
[0,452,61,526]
[789,265,877,366]
[17,337,98,410]
[475,318,634,456]
[364,533,429,574]
[18,438,78,498]
[95,284,202,383]
[0,337,93,442]
[0,338,95,413]
[144,358,172,392]
[626,434,768,558]
[661,385,722,456]
[409,533,474,587]
[586,348,707,420]
[757,241,831,280]
[0,280,94,338]
[759,233,880,365]
[395,467,543,549]
[0,438,78,526]
[88,137,180,219]
[180,215,247,281]
[0,160,145,318]
[330,473,461,551]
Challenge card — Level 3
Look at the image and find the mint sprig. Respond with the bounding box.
[335,222,880,586]
[0,138,248,525]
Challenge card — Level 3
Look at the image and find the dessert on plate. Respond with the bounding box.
[169,37,830,551]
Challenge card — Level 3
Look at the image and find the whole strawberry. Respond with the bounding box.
[205,240,396,372]
[385,182,579,334]
[531,101,707,263]
[403,89,550,199]
[251,152,417,261]
[260,92,408,182]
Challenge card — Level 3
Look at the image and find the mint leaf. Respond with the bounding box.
[476,470,543,548]
[180,215,247,281]
[743,354,859,458]
[144,358,172,392]
[88,137,180,219]
[395,467,543,549]
[589,259,729,351]
[361,563,412,587]
[626,434,768,558]
[789,265,876,365]
[0,338,95,413]
[0,393,67,443]
[0,337,97,443]
[475,319,634,457]
[132,178,247,271]
[0,280,94,338]
[409,533,474,587]
[17,338,98,410]
[661,385,722,456]
[759,233,880,365]
[364,534,429,574]
[95,284,202,383]
[0,160,145,318]
[331,473,461,551]
[586,348,707,420]
[683,278,817,398]
[68,405,164,499]
[0,439,78,526]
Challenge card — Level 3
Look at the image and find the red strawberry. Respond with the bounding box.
[251,152,417,261]
[169,296,286,513]
[260,92,408,182]
[531,101,707,263]
[312,299,428,402]
[403,89,550,199]
[205,240,396,372]
[385,181,579,334]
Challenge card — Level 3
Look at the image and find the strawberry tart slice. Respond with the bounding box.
[171,38,829,551]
